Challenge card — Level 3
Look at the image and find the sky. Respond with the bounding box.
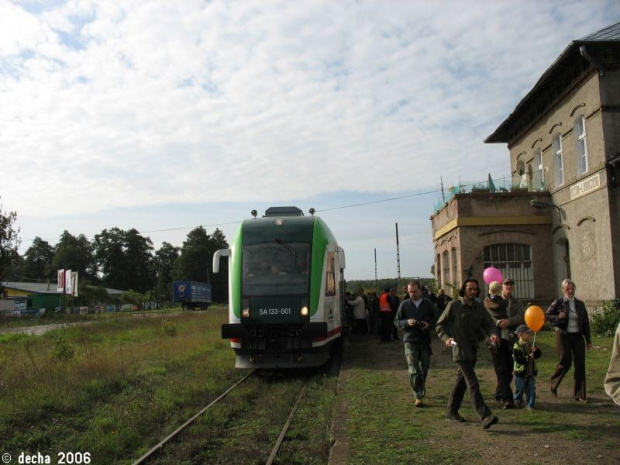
[1,0,619,281]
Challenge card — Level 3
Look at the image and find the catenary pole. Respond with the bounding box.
[395,223,401,294]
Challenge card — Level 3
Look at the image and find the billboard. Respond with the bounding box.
[57,269,78,297]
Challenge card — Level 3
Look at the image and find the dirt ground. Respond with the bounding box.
[330,333,620,465]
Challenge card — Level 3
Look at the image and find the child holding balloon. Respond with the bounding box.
[513,325,542,409]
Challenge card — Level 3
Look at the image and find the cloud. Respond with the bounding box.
[2,0,619,278]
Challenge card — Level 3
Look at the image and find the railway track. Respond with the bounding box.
[133,343,342,464]
[133,371,255,464]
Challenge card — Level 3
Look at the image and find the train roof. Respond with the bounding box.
[241,213,337,246]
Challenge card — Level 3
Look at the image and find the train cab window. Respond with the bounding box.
[325,252,336,296]
[243,242,310,296]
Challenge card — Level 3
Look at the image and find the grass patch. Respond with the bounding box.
[0,305,239,463]
[339,330,620,465]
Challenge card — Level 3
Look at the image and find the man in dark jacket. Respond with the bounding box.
[394,281,435,407]
[488,278,525,408]
[436,278,499,429]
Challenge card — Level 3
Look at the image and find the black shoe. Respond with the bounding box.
[482,415,499,430]
[445,413,465,423]
[550,387,558,398]
[503,402,516,410]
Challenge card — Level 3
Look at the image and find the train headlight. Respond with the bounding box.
[242,308,250,318]
[300,306,309,317]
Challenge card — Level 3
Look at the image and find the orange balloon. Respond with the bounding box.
[524,305,545,332]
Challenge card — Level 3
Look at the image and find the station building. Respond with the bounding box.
[432,21,620,310]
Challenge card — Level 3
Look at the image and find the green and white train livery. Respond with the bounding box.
[213,206,346,368]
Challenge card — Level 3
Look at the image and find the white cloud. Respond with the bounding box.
[2,0,619,278]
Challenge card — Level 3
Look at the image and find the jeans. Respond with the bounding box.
[514,375,536,408]
[405,342,431,400]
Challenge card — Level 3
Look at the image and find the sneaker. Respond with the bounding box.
[575,397,589,403]
[503,402,516,409]
[514,402,524,409]
[482,415,499,430]
[445,412,465,422]
[415,398,424,407]
[526,406,535,410]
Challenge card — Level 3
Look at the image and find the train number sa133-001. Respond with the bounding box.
[258,307,291,316]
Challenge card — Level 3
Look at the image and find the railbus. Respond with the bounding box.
[213,206,346,368]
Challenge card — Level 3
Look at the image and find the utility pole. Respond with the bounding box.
[395,223,401,294]
[374,248,377,287]
[441,176,445,203]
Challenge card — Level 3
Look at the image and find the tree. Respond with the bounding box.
[51,231,98,283]
[125,229,154,294]
[209,228,229,301]
[0,199,20,284]
[173,227,228,301]
[93,228,126,289]
[93,228,154,293]
[153,242,180,303]
[23,237,55,281]
[4,254,25,282]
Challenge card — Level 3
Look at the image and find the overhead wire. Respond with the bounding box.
[19,175,510,246]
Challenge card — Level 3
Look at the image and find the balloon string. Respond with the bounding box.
[533,332,537,347]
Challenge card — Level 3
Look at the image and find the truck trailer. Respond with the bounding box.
[172,281,212,310]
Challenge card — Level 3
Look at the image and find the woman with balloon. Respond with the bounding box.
[545,279,593,402]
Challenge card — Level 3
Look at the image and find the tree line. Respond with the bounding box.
[1,202,229,306]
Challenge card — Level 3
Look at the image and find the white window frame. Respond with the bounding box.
[575,115,588,176]
[553,133,564,187]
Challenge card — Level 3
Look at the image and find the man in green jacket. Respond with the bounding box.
[436,278,499,429]
[394,281,435,407]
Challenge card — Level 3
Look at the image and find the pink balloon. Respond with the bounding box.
[483,267,503,284]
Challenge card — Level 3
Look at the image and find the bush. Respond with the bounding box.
[160,319,177,337]
[591,299,620,337]
[52,335,76,360]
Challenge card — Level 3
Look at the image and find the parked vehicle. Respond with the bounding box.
[172,281,212,310]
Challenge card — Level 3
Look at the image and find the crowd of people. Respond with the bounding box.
[345,277,619,430]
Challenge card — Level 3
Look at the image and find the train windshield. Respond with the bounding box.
[242,242,311,296]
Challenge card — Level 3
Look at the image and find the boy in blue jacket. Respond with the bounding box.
[513,325,542,409]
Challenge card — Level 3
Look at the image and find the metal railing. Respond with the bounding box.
[434,173,548,214]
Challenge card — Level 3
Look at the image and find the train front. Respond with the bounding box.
[221,209,331,368]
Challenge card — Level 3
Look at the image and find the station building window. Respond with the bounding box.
[451,247,458,288]
[553,133,564,187]
[534,148,544,188]
[442,250,450,289]
[575,115,588,176]
[484,243,534,299]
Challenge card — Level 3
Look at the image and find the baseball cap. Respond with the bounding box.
[515,324,533,335]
